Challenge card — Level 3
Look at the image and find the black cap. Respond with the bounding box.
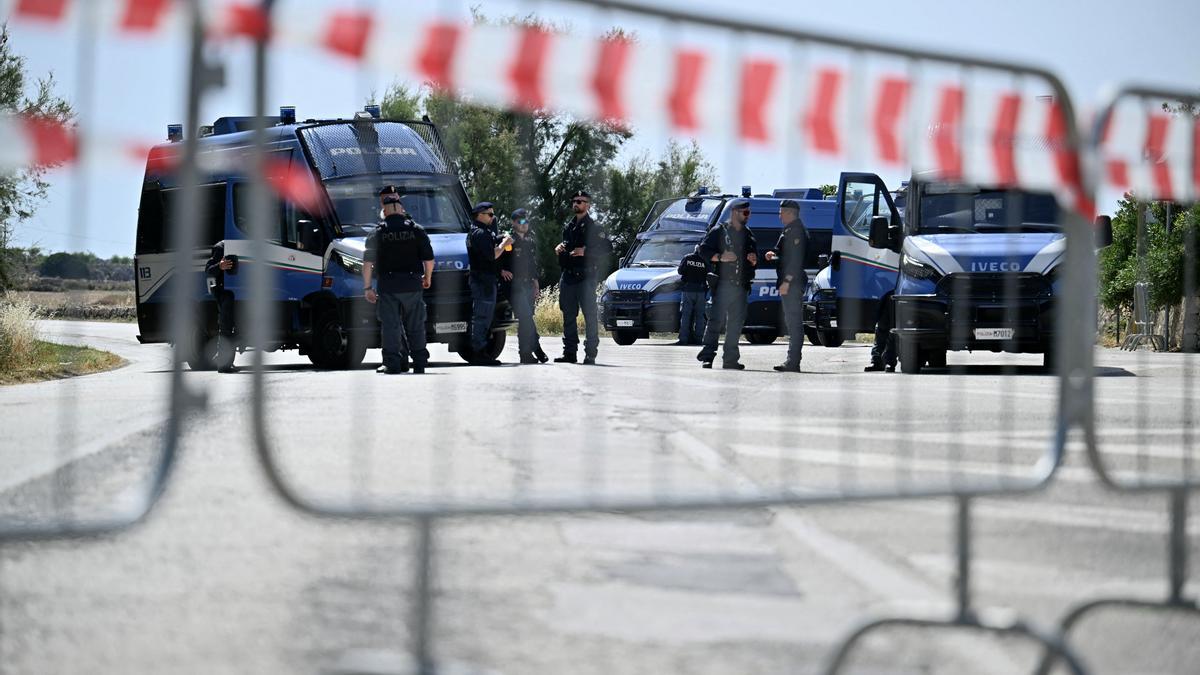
[571,190,591,201]
[727,197,751,210]
[779,199,800,210]
[471,201,495,215]
[511,208,528,220]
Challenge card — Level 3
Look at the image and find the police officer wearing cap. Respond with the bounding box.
[467,201,512,365]
[696,197,757,369]
[363,186,435,374]
[504,207,549,364]
[676,244,709,346]
[764,199,810,372]
[554,190,611,364]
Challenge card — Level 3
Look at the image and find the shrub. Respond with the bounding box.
[532,283,608,337]
[0,297,41,371]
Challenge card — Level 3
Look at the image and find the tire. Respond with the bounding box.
[308,310,366,370]
[746,331,778,345]
[612,330,638,346]
[898,339,924,374]
[1042,348,1055,372]
[926,349,947,368]
[457,330,507,363]
[818,330,845,348]
[804,327,821,346]
[186,327,235,371]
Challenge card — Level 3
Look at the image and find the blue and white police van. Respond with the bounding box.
[599,188,731,345]
[819,170,1111,372]
[134,106,512,370]
[599,187,834,346]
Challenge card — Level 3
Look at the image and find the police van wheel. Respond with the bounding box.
[804,327,822,346]
[818,330,845,348]
[746,332,777,345]
[308,312,366,370]
[612,330,638,346]
[457,331,507,363]
[186,330,219,371]
[898,340,924,374]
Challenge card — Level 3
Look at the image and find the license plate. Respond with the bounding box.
[974,328,1014,340]
[435,321,468,334]
[829,319,838,328]
[616,319,634,327]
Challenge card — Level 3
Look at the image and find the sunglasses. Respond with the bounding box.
[517,218,528,225]
[572,199,589,204]
[482,211,495,216]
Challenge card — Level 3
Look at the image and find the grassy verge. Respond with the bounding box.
[0,340,124,385]
[1,297,124,384]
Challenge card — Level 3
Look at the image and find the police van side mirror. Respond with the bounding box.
[299,220,321,252]
[817,253,830,269]
[869,216,899,251]
[1095,215,1113,248]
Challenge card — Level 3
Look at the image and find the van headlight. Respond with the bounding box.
[333,251,363,274]
[901,254,942,282]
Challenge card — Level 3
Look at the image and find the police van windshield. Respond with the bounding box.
[324,177,470,235]
[917,190,1060,235]
[650,198,721,230]
[627,239,697,267]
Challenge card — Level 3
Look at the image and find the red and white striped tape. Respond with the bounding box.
[1097,99,1198,203]
[9,1,1192,215]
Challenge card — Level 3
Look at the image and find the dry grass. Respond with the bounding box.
[10,290,134,308]
[531,284,609,337]
[0,297,123,384]
[0,298,41,372]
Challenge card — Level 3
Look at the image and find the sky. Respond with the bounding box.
[5,0,1199,258]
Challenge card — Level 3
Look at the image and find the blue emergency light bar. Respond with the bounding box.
[279,106,296,125]
[167,124,183,142]
[364,104,381,119]
[741,185,752,197]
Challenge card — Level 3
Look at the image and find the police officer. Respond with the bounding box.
[764,199,810,373]
[697,198,757,369]
[363,186,435,374]
[676,244,709,346]
[466,201,512,366]
[203,240,237,372]
[504,207,550,364]
[864,297,897,372]
[554,190,611,365]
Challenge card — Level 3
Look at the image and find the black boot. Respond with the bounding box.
[554,353,577,363]
[533,346,549,363]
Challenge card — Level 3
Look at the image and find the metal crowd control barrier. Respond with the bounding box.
[0,0,214,541]
[0,0,1148,673]
[228,1,1100,673]
[1032,85,1200,675]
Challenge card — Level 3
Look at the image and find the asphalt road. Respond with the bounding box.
[0,320,1198,675]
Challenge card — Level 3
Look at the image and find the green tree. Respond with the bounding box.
[604,141,718,259]
[39,251,90,279]
[379,83,633,284]
[0,24,74,289]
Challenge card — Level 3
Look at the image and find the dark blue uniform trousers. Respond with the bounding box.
[678,290,707,344]
[511,281,542,359]
[378,290,427,369]
[469,273,498,353]
[559,276,598,358]
[698,283,747,365]
[780,292,805,366]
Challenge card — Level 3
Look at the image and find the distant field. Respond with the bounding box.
[11,290,135,308]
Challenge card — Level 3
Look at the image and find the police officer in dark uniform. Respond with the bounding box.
[765,199,810,372]
[362,186,435,374]
[203,240,237,372]
[676,244,709,346]
[466,201,512,366]
[696,197,757,370]
[504,207,549,364]
[554,190,611,365]
[864,299,897,372]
